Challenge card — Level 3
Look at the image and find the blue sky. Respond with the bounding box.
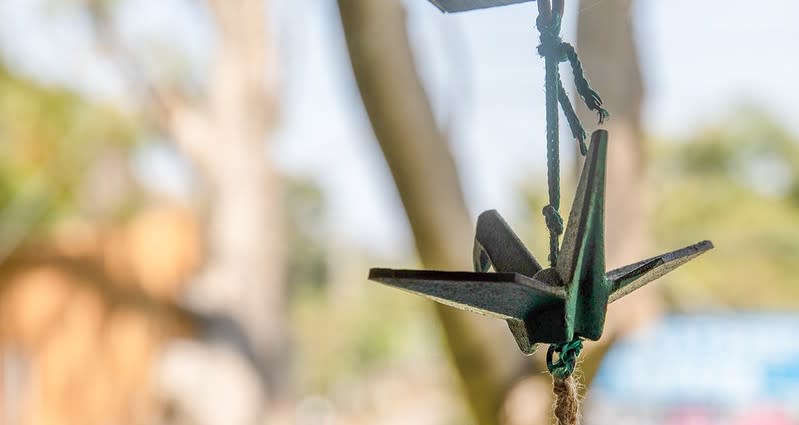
[2,0,798,258]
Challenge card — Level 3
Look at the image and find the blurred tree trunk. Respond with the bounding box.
[574,0,662,384]
[337,1,523,424]
[145,1,287,424]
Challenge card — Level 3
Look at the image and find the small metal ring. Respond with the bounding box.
[546,343,558,368]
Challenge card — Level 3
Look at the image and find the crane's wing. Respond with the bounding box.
[473,209,542,276]
[428,0,534,13]
[606,240,713,303]
[369,268,564,320]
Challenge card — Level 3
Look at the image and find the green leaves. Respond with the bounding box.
[0,64,136,243]
[653,109,799,308]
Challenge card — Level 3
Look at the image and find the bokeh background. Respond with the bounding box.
[0,0,798,424]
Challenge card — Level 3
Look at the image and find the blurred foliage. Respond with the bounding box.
[291,271,444,393]
[652,108,799,309]
[284,177,445,392]
[285,178,329,294]
[0,63,136,248]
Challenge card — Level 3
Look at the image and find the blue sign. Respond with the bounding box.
[587,314,799,423]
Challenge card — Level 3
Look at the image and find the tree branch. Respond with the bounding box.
[337,2,524,424]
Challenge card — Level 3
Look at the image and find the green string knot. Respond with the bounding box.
[542,204,564,235]
[547,339,583,380]
[543,204,564,266]
[535,13,563,59]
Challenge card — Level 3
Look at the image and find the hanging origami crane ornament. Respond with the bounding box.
[369,130,713,354]
[369,1,713,422]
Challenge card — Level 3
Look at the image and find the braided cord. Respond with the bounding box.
[558,80,588,155]
[561,42,610,124]
[537,13,564,267]
[536,12,609,267]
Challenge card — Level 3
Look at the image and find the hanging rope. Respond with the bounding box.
[536,0,608,268]
[537,0,564,268]
[552,375,580,425]
[536,1,606,423]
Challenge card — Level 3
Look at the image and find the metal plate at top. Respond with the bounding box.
[427,0,534,13]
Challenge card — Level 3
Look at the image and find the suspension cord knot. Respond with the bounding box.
[543,204,564,266]
[542,205,564,235]
[536,13,564,59]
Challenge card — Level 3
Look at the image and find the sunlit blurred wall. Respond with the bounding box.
[0,207,199,424]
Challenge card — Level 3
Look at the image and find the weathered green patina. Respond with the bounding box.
[369,131,713,354]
